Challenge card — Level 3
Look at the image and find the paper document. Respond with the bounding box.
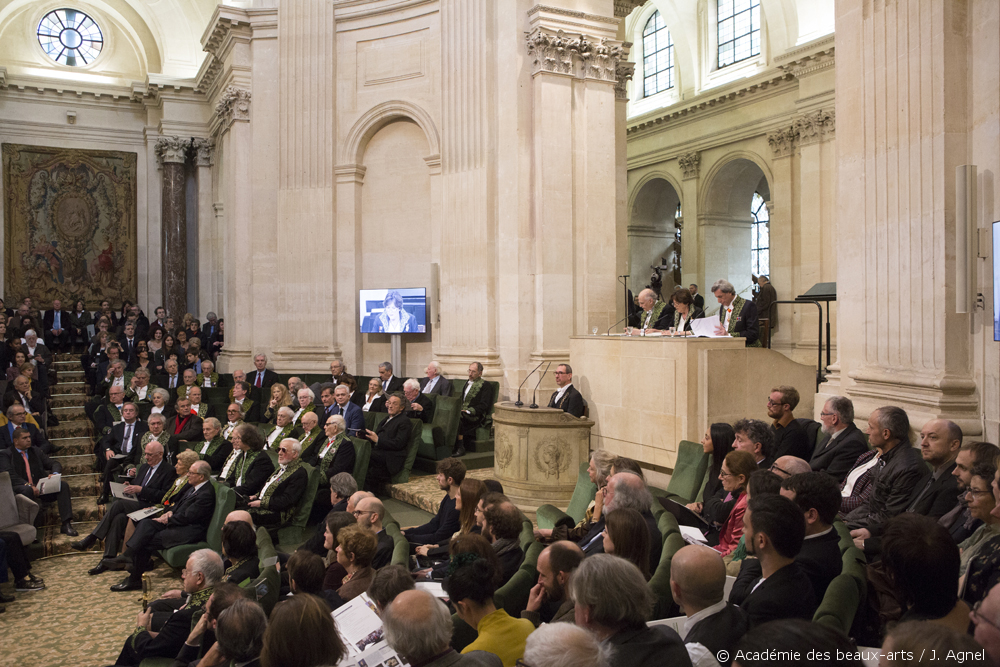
[338,640,408,667]
[128,506,163,521]
[415,581,448,599]
[38,475,61,494]
[679,525,708,545]
[689,318,731,338]
[332,592,385,656]
[110,482,137,500]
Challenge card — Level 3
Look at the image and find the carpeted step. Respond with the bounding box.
[61,471,100,497]
[51,436,95,456]
[48,420,94,439]
[38,495,106,526]
[50,393,88,408]
[387,467,496,515]
[55,369,86,382]
[54,353,79,362]
[53,453,96,475]
[52,405,87,420]
[32,521,101,557]
[52,381,88,396]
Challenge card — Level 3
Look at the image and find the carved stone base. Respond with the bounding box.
[492,402,595,515]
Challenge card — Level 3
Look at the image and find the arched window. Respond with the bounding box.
[37,8,103,66]
[751,192,769,277]
[718,0,760,68]
[642,11,674,97]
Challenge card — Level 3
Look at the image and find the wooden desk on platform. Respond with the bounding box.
[492,402,595,514]
[568,334,816,479]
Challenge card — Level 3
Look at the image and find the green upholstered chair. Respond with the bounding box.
[350,436,372,491]
[660,441,711,505]
[812,572,862,634]
[450,614,478,653]
[834,521,853,554]
[159,480,236,568]
[363,410,388,432]
[535,462,596,530]
[203,387,229,404]
[277,461,320,546]
[389,418,424,484]
[250,565,281,617]
[256,526,277,564]
[494,567,535,618]
[386,522,410,567]
[519,515,536,552]
[417,395,462,461]
[648,511,685,619]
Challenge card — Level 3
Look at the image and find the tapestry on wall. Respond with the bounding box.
[3,144,137,306]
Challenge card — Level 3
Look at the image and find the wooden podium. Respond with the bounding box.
[492,402,595,514]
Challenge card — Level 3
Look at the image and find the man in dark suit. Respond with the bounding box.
[711,279,761,347]
[0,427,77,535]
[521,541,584,627]
[168,397,205,443]
[310,360,355,404]
[2,376,45,421]
[689,284,705,310]
[320,384,364,437]
[364,394,412,492]
[72,440,176,570]
[106,459,217,591]
[20,329,53,367]
[42,299,71,353]
[547,364,585,418]
[766,385,812,461]
[739,495,817,628]
[419,361,452,397]
[669,545,747,666]
[1,403,56,455]
[572,554,690,667]
[377,361,406,394]
[93,384,128,440]
[779,472,843,600]
[96,402,149,503]
[455,362,492,457]
[247,437,308,529]
[201,312,220,345]
[810,396,870,484]
[402,379,435,424]
[113,548,223,664]
[357,496,394,569]
[248,354,280,392]
[118,322,140,369]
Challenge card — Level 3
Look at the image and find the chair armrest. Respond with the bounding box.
[16,493,39,525]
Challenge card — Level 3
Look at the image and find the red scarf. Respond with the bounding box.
[174,413,191,435]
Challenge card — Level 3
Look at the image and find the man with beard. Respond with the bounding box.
[521,541,583,626]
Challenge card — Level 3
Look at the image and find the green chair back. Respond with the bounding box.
[277,461,320,546]
[256,526,277,565]
[494,567,535,618]
[812,572,861,634]
[350,436,372,491]
[250,565,281,617]
[648,511,684,613]
[418,395,463,460]
[389,418,424,484]
[386,522,410,567]
[834,521,853,553]
[364,410,388,431]
[159,480,236,568]
[664,441,710,504]
[536,462,596,530]
[450,613,478,652]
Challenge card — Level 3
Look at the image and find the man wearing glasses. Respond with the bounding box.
[546,364,584,418]
[766,385,811,462]
[247,438,307,532]
[809,395,869,484]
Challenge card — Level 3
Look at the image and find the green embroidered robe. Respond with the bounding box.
[461,378,486,415]
[195,372,220,387]
[318,432,347,477]
[719,295,762,348]
[256,459,304,522]
[197,435,226,458]
[298,427,323,460]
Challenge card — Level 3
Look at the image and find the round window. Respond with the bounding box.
[37,9,103,66]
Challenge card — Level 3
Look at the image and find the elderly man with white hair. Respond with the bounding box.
[710,279,760,347]
[419,361,452,397]
[383,589,502,667]
[196,417,233,473]
[265,406,300,450]
[290,386,315,425]
[522,623,611,667]
[402,378,435,423]
[627,288,673,335]
[247,437,308,530]
[20,328,53,366]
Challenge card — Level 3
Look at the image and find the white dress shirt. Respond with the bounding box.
[422,376,440,394]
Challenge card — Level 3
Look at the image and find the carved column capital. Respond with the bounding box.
[192,138,214,167]
[215,86,252,130]
[614,60,635,100]
[525,28,626,83]
[795,109,836,146]
[614,0,645,18]
[767,127,797,158]
[155,136,190,165]
[678,152,701,179]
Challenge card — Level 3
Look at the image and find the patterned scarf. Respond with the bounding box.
[266,424,295,450]
[258,459,303,522]
[462,378,485,413]
[233,451,260,487]
[199,435,225,457]
[220,447,242,479]
[318,433,346,476]
[223,557,253,584]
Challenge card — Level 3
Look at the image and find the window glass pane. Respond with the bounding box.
[751,32,761,56]
[642,11,674,96]
[719,42,734,67]
[718,0,734,20]
[37,9,103,67]
[734,34,751,61]
[734,0,751,13]
[719,17,734,43]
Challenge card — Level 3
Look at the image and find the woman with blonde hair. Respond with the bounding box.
[263,383,293,423]
[536,448,616,542]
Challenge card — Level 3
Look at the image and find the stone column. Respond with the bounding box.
[677,152,701,289]
[155,136,190,321]
[830,0,979,436]
[192,139,216,317]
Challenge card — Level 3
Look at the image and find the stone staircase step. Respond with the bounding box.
[48,421,94,439]
[52,382,87,396]
[53,453,96,475]
[50,394,87,408]
[52,405,86,420]
[51,436,94,456]
[38,495,106,526]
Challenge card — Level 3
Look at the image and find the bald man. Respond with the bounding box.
[383,590,502,667]
[627,288,673,335]
[669,545,747,667]
[769,456,811,479]
[225,510,255,528]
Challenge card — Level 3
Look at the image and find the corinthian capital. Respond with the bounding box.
[215,86,252,129]
[191,138,214,167]
[526,28,626,82]
[155,137,190,165]
[678,152,701,180]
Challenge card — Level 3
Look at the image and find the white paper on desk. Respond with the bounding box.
[415,581,448,599]
[110,481,136,500]
[679,525,708,545]
[38,475,61,494]
[332,592,385,656]
[689,318,731,338]
[338,639,409,667]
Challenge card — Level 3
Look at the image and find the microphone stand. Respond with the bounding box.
[515,359,545,407]
[606,315,629,335]
[529,362,552,409]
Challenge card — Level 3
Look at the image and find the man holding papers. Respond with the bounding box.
[95,402,148,504]
[71,441,176,573]
[0,427,76,535]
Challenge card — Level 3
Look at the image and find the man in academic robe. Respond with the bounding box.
[194,418,233,473]
[247,437,308,530]
[627,288,673,334]
[711,279,761,347]
[454,362,492,458]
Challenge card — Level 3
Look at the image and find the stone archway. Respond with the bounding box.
[628,177,681,296]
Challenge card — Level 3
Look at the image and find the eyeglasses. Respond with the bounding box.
[819,411,835,418]
[719,470,735,478]
[766,399,786,407]
[353,510,373,517]
[967,488,993,498]
[770,463,793,477]
[972,600,1000,632]
[278,447,290,453]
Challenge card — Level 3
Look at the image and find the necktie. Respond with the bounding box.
[383,379,389,392]
[255,372,262,388]
[141,465,154,486]
[54,312,60,329]
[20,394,29,411]
[21,451,33,486]
[170,375,177,388]
[124,423,133,453]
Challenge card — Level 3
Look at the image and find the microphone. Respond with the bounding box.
[530,362,552,409]
[606,315,629,335]
[515,359,545,407]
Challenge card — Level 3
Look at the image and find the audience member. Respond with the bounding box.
[731,619,863,667]
[320,511,356,591]
[688,423,736,522]
[539,449,615,542]
[522,541,584,627]
[168,397,204,443]
[958,462,1000,577]
[222,424,275,498]
[446,555,535,666]
[324,383,365,436]
[355,496,394,569]
[738,494,816,628]
[522,623,610,667]
[669,545,746,667]
[419,361,452,397]
[602,508,651,580]
[732,419,772,468]
[260,593,346,667]
[483,499,526,584]
[711,450,757,557]
[404,457,464,546]
[972,583,1000,665]
[882,620,988,667]
[193,417,232,473]
[248,354,279,392]
[455,362,491,457]
[367,564,416,613]
[403,378,435,423]
[778,472,843,600]
[578,472,661,571]
[944,441,1000,543]
[766,385,811,461]
[209,595,267,667]
[570,554,689,667]
[383,589,502,667]
[246,438,307,531]
[264,406,300,450]
[768,456,811,479]
[288,549,343,610]
[220,520,260,585]
[364,393,412,492]
[263,385,292,425]
[810,396,869,483]
[0,426,76,535]
[335,524,377,601]
[361,377,385,412]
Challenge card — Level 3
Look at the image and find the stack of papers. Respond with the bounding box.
[333,593,409,666]
[679,525,708,545]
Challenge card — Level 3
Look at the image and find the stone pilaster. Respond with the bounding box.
[192,138,217,317]
[155,136,190,322]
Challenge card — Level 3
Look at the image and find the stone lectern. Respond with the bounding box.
[492,402,595,515]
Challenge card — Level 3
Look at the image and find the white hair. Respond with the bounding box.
[204,417,222,430]
[328,415,346,431]
[297,387,314,402]
[711,279,735,295]
[523,623,611,667]
[187,548,224,586]
[403,378,420,392]
[383,591,453,663]
[427,361,442,374]
[24,329,36,338]
[281,437,302,455]
[277,406,294,419]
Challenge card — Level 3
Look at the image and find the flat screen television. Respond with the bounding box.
[359,288,427,334]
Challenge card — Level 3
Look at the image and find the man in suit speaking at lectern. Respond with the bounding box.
[547,364,585,418]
